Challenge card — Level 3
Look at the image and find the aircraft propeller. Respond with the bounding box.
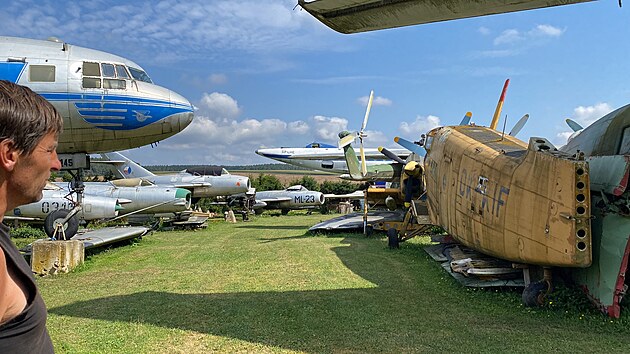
[378,146,406,164]
[394,136,426,157]
[459,111,473,125]
[337,90,374,177]
[508,114,529,137]
[565,118,584,132]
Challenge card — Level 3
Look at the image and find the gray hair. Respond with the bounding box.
[0,80,63,155]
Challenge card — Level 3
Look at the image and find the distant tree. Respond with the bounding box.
[320,180,361,195]
[251,174,284,191]
[287,176,319,191]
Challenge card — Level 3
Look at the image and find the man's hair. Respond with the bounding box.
[0,80,63,155]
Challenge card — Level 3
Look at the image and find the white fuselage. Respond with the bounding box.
[0,36,194,154]
[255,146,409,174]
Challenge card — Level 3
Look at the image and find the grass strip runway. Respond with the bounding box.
[37,213,630,353]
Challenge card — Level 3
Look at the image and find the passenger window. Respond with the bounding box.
[115,65,130,79]
[103,79,126,90]
[424,135,433,151]
[83,62,100,76]
[619,127,630,154]
[101,63,115,78]
[82,77,101,89]
[29,65,55,82]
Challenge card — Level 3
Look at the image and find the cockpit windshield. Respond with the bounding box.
[128,67,153,83]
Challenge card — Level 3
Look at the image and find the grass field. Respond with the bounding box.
[36,213,630,353]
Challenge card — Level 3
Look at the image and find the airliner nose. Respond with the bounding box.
[255,149,264,156]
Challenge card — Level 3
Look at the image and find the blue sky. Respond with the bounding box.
[1,0,628,165]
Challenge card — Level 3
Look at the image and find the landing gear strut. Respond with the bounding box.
[49,154,90,240]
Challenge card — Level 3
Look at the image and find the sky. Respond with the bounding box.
[1,0,629,166]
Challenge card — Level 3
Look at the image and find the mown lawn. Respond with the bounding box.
[34,213,630,353]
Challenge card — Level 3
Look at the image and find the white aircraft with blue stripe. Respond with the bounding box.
[0,36,194,154]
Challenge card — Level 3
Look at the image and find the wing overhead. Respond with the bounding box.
[298,0,594,34]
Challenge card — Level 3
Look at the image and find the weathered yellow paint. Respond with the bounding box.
[425,125,591,267]
[31,240,84,275]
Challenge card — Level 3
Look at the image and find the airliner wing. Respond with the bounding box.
[298,0,593,34]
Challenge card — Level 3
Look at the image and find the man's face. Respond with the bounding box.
[8,132,61,209]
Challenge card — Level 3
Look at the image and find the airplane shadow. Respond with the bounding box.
[48,237,441,352]
[235,225,311,230]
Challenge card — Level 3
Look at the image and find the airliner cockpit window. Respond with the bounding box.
[115,65,130,79]
[129,67,153,83]
[101,63,115,78]
[83,62,100,76]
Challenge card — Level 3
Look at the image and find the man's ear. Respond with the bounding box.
[0,139,20,172]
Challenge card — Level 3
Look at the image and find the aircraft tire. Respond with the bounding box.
[281,209,289,215]
[387,228,400,249]
[44,209,79,240]
[521,280,548,307]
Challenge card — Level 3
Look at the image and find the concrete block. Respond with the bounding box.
[31,240,84,276]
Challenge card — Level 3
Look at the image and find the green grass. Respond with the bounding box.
[37,213,630,353]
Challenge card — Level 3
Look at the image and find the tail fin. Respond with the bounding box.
[490,79,510,130]
[338,132,363,180]
[100,152,155,179]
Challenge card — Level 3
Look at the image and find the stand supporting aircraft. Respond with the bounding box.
[255,142,409,176]
[100,152,251,203]
[298,0,595,34]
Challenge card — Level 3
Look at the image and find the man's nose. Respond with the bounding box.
[51,151,61,171]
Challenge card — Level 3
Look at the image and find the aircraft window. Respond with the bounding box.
[101,63,116,78]
[29,65,55,82]
[82,77,101,89]
[115,65,130,79]
[83,62,100,76]
[129,67,153,83]
[619,127,630,154]
[103,79,126,90]
[424,136,433,151]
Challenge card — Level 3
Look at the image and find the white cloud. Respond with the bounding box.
[288,121,310,134]
[399,115,441,136]
[199,92,241,121]
[494,29,523,45]
[478,26,491,35]
[358,95,392,107]
[209,74,228,85]
[493,24,565,46]
[312,115,349,141]
[554,102,613,147]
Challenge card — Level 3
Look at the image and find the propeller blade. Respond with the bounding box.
[459,111,472,126]
[378,146,405,164]
[361,90,374,133]
[394,136,426,157]
[490,79,510,130]
[566,118,583,132]
[508,114,529,136]
[338,131,358,148]
[360,143,367,176]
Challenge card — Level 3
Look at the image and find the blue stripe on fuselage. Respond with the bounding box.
[38,92,193,131]
[0,62,26,83]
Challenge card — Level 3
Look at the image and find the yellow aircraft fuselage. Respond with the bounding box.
[424,125,591,267]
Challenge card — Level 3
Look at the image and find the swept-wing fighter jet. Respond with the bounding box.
[256,142,409,175]
[100,152,250,202]
[253,185,325,214]
[298,0,595,34]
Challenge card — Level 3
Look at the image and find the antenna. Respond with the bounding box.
[501,114,508,140]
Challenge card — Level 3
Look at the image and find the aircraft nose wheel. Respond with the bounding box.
[521,279,552,307]
[44,209,79,240]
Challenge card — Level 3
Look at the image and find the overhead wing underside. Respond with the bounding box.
[298,0,594,34]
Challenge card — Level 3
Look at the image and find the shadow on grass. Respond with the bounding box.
[235,225,312,230]
[48,237,437,352]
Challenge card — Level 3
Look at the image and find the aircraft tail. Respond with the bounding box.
[338,131,364,180]
[100,152,156,179]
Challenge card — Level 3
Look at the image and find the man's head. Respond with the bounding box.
[0,80,63,212]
